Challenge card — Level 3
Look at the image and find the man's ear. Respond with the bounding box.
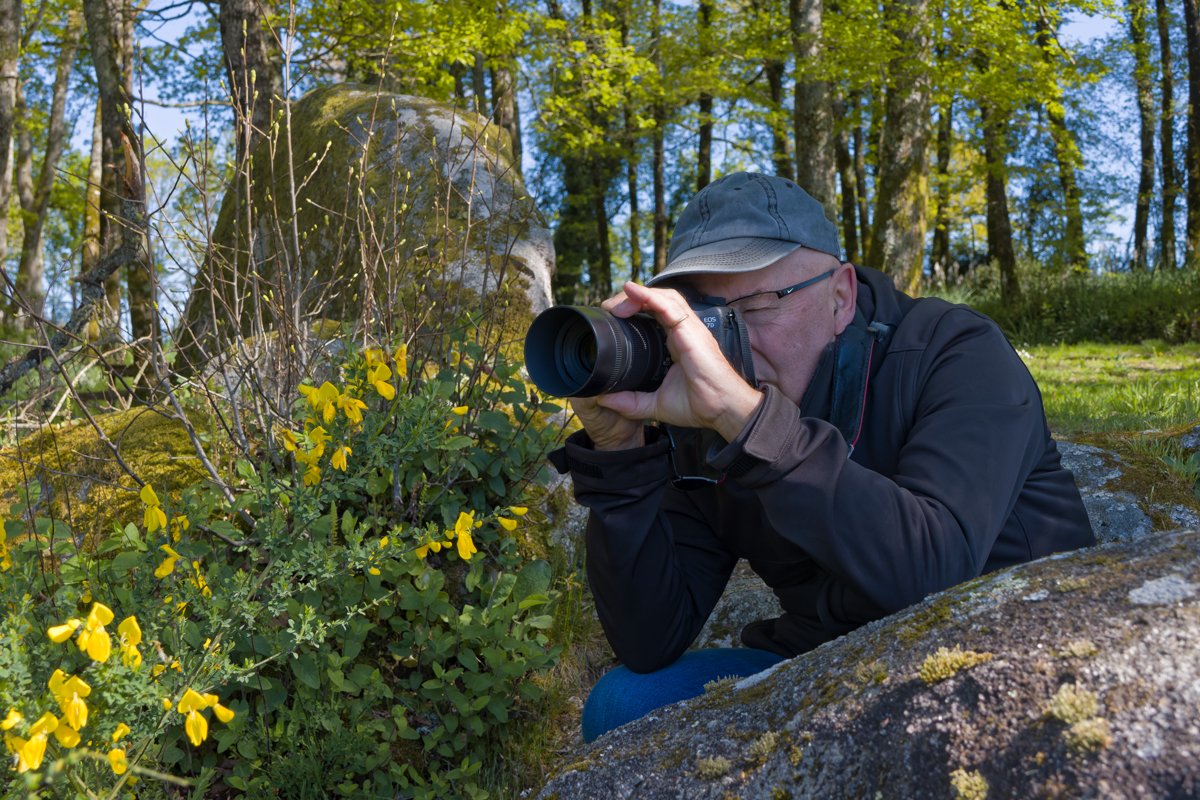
[832,262,858,335]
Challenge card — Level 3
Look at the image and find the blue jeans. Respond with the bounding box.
[581,648,786,742]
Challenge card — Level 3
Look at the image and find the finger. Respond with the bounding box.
[600,288,630,314]
[621,282,692,331]
[596,390,659,421]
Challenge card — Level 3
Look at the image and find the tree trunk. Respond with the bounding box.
[697,0,714,191]
[854,93,870,252]
[833,92,858,262]
[867,0,932,293]
[929,98,953,284]
[1157,0,1177,270]
[651,0,667,274]
[627,116,642,284]
[83,99,122,323]
[591,162,612,296]
[0,0,18,292]
[980,102,1019,303]
[1130,0,1156,270]
[472,52,488,115]
[790,0,836,217]
[766,59,793,181]
[13,12,82,320]
[218,0,283,168]
[83,0,154,342]
[1183,0,1200,264]
[1035,15,1088,273]
[491,62,522,175]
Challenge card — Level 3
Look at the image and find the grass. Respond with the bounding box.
[1019,341,1200,515]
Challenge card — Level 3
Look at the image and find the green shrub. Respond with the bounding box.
[932,261,1200,345]
[0,320,566,799]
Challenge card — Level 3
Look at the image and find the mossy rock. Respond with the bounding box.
[538,528,1200,799]
[0,410,216,546]
[177,83,554,372]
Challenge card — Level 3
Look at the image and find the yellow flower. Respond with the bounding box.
[54,724,80,748]
[169,514,190,542]
[122,645,143,669]
[161,697,173,711]
[139,484,160,507]
[213,704,235,724]
[393,343,408,379]
[451,405,469,416]
[155,544,181,578]
[364,347,385,368]
[379,536,389,548]
[1,708,21,730]
[456,528,478,561]
[87,602,115,628]
[141,485,167,532]
[303,381,341,424]
[108,747,128,775]
[331,444,351,472]
[191,561,212,598]
[112,722,131,742]
[62,693,88,730]
[177,689,207,714]
[303,464,321,486]
[184,709,208,746]
[279,428,299,452]
[338,392,369,423]
[497,517,517,531]
[508,506,528,516]
[85,627,112,663]
[47,618,81,643]
[14,733,47,772]
[453,511,475,538]
[415,544,430,559]
[29,712,58,737]
[367,567,381,576]
[151,664,166,678]
[118,616,142,647]
[367,363,395,400]
[308,425,330,449]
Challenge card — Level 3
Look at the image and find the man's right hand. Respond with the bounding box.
[570,394,646,451]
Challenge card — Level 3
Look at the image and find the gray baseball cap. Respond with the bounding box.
[647,172,841,286]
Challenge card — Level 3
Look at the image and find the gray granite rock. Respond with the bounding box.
[538,529,1200,800]
[1181,425,1200,454]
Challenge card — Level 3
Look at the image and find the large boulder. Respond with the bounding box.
[538,528,1200,799]
[177,84,553,371]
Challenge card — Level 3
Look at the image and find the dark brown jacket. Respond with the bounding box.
[550,266,1094,672]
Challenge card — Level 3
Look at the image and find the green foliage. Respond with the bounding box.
[0,322,567,799]
[944,264,1200,345]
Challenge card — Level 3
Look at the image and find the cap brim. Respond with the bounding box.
[646,238,803,286]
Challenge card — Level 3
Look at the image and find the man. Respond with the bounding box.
[547,172,1094,742]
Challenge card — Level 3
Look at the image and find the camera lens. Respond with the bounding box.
[524,306,671,397]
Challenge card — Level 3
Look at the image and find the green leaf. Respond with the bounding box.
[444,436,474,450]
[292,652,322,690]
[109,551,144,576]
[512,560,551,600]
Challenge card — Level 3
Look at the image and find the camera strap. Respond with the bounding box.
[826,315,892,457]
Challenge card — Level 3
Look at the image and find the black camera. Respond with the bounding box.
[523,296,757,398]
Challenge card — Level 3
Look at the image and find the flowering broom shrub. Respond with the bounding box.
[1,321,565,799]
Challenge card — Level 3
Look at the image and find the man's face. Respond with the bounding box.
[681,248,857,407]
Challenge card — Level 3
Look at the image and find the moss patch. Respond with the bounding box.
[0,409,214,545]
[950,767,989,800]
[918,646,993,685]
[1064,717,1112,754]
[695,756,732,780]
[1045,683,1099,725]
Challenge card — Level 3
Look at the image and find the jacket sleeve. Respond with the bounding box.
[553,427,738,673]
[708,308,1046,615]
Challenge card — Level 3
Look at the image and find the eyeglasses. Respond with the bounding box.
[724,268,836,314]
[664,426,724,491]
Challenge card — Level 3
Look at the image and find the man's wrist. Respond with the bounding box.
[593,427,646,451]
[712,384,766,443]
